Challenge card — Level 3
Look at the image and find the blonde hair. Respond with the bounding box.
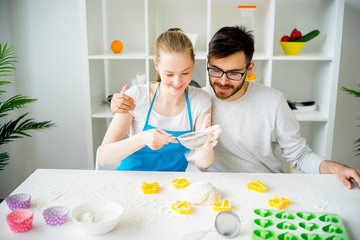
[155,28,195,82]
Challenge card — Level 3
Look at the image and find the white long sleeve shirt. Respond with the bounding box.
[204,81,325,173]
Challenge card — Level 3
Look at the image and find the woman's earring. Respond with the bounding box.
[153,59,159,71]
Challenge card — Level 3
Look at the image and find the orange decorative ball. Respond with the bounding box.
[111,40,123,54]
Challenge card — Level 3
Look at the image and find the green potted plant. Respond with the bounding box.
[341,85,360,156]
[0,43,55,170]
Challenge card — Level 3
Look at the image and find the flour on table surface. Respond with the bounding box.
[282,180,343,213]
[28,171,343,233]
[30,175,221,230]
[30,172,171,230]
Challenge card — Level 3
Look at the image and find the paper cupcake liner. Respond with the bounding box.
[42,206,69,226]
[5,193,31,211]
[6,208,33,233]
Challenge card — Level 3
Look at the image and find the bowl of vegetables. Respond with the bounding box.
[279,28,320,55]
[279,42,306,55]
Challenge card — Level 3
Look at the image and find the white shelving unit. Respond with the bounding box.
[80,0,345,165]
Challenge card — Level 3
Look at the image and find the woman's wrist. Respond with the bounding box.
[135,131,148,148]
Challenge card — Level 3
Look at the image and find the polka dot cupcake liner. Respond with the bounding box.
[42,206,69,226]
[5,193,31,211]
[6,208,33,233]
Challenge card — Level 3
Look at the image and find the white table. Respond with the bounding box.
[0,169,359,239]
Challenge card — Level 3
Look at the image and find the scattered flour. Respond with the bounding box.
[29,172,193,231]
[28,171,344,234]
[283,180,343,213]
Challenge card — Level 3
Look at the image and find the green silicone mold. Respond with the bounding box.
[299,222,319,231]
[252,209,349,240]
[255,209,274,218]
[255,219,274,228]
[276,212,296,220]
[297,212,316,221]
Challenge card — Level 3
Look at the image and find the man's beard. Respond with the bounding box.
[210,79,246,100]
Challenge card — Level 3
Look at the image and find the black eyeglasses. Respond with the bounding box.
[207,64,249,81]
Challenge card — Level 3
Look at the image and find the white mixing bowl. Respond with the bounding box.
[70,200,124,235]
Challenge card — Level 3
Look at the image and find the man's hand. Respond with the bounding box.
[111,85,135,114]
[320,160,360,189]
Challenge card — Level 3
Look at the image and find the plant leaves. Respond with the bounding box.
[0,43,56,171]
[0,152,10,171]
[0,112,55,145]
[340,85,360,156]
[0,43,17,77]
[340,86,360,98]
[0,95,37,118]
[0,81,11,85]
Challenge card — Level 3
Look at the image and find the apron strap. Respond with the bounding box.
[185,88,193,131]
[144,82,193,131]
[144,83,160,126]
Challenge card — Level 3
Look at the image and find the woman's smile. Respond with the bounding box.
[171,84,184,90]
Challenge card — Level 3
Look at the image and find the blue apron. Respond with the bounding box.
[117,83,193,171]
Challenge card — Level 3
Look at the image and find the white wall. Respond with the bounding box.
[0,0,93,198]
[332,1,360,169]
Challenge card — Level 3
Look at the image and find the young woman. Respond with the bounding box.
[98,28,221,171]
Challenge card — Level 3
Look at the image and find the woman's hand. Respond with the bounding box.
[141,128,178,150]
[111,85,135,114]
[200,114,222,150]
[187,113,222,171]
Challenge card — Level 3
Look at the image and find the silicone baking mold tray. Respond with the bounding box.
[252,208,349,240]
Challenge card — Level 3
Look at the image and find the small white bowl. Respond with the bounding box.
[70,200,123,235]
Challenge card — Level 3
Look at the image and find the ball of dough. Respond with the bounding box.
[182,182,221,205]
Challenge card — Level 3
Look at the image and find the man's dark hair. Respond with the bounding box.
[208,26,255,65]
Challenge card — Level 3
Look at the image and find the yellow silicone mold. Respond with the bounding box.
[172,178,189,189]
[141,182,159,194]
[171,201,191,215]
[213,199,232,212]
[268,196,290,209]
[247,181,267,193]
